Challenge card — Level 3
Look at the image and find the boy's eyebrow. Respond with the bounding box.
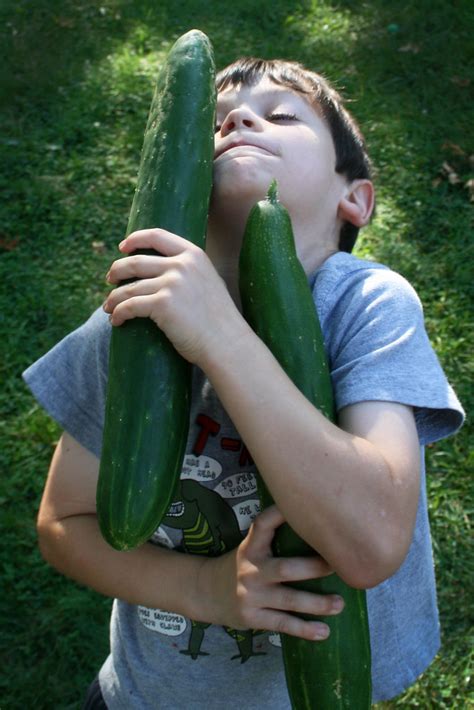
[216,85,304,111]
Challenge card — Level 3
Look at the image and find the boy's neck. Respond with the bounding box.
[206,211,339,308]
[205,218,243,307]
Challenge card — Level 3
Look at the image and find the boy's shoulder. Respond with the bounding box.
[313,250,415,288]
[311,251,421,317]
[311,251,464,442]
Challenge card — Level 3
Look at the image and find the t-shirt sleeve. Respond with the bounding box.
[22,307,111,458]
[316,265,465,445]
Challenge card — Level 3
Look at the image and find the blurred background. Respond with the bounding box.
[1,1,472,707]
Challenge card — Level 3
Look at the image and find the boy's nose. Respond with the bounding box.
[220,107,261,136]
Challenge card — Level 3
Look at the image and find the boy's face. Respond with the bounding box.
[211,75,346,241]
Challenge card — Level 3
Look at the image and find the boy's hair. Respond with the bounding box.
[216,58,373,253]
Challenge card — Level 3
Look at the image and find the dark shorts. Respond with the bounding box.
[83,676,107,709]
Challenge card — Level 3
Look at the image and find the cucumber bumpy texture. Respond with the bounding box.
[239,181,371,709]
[97,30,216,551]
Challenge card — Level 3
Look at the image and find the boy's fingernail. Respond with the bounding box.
[105,271,111,282]
[314,623,329,639]
[331,596,345,612]
[118,239,126,249]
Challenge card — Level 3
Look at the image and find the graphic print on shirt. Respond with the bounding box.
[138,412,268,662]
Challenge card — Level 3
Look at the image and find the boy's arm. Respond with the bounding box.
[36,432,205,615]
[104,229,421,589]
[37,432,343,641]
[200,332,420,590]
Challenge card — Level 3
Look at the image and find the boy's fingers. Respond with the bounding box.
[107,255,168,283]
[108,294,158,326]
[266,585,344,617]
[245,505,286,555]
[256,609,330,642]
[119,228,198,257]
[268,555,333,583]
[104,278,161,312]
[254,505,287,530]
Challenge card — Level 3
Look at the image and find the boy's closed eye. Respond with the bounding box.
[266,112,299,123]
[214,112,299,132]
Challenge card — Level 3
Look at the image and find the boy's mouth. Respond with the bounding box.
[214,138,276,160]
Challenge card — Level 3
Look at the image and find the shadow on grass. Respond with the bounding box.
[1,0,313,109]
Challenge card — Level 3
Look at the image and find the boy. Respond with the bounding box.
[23,58,464,708]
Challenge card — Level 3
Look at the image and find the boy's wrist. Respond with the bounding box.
[192,555,223,625]
[195,310,256,375]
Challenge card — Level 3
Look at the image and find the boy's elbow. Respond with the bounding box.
[336,534,412,590]
[37,515,63,568]
[340,562,396,590]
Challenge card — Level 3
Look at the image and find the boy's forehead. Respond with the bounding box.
[217,77,307,109]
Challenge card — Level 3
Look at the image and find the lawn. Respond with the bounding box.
[0,1,472,708]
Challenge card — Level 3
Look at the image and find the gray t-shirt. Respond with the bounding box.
[23,252,464,707]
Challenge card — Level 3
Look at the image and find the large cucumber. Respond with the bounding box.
[239,181,371,709]
[97,30,216,551]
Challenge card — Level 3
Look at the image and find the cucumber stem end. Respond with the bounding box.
[267,179,279,204]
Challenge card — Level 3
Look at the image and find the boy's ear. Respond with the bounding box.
[337,179,375,227]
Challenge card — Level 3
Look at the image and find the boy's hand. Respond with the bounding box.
[197,505,344,640]
[103,229,246,365]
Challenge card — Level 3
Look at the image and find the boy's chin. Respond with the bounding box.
[211,172,273,213]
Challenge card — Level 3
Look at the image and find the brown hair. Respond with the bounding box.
[216,58,374,253]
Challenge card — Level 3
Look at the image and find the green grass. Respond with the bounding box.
[1,1,472,708]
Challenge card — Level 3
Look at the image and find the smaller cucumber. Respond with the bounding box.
[239,181,371,709]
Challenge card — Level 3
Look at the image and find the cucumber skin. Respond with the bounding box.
[239,185,371,709]
[97,30,216,551]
